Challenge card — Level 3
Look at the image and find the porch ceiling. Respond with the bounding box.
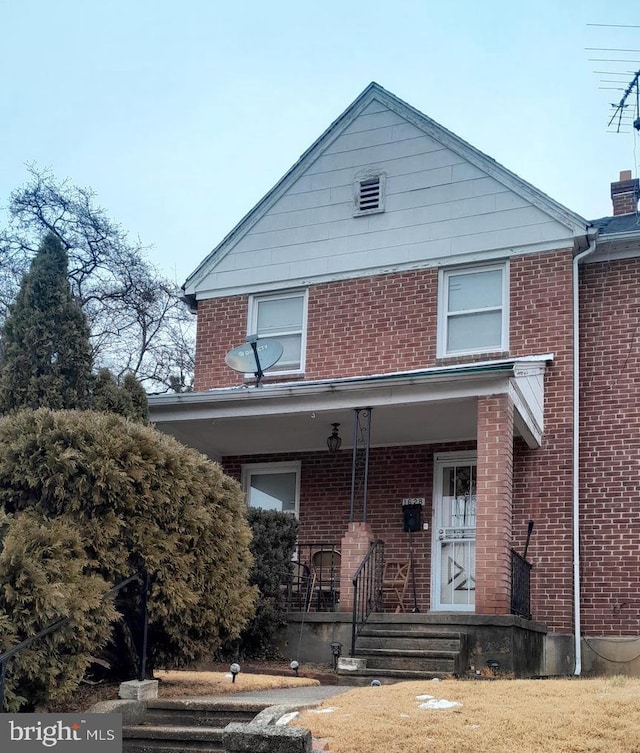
[150,356,551,459]
[153,398,478,458]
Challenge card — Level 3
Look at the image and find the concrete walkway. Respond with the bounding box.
[182,684,353,707]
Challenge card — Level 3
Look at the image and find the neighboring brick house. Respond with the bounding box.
[149,84,640,677]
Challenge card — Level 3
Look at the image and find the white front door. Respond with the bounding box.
[432,453,477,611]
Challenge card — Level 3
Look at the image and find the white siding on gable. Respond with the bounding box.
[193,101,578,299]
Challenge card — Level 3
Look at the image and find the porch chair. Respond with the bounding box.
[310,549,341,611]
[382,559,411,613]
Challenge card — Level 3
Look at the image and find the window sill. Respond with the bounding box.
[435,350,510,365]
[243,372,305,384]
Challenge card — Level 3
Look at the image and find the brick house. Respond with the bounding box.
[149,84,640,678]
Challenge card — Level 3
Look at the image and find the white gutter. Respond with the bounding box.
[572,236,597,675]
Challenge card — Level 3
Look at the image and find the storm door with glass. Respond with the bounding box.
[432,454,476,611]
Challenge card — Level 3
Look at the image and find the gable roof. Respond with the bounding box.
[184,82,591,301]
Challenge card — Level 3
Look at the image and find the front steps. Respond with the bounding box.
[340,617,468,682]
[123,700,268,753]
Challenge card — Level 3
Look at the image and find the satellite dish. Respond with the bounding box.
[225,336,284,387]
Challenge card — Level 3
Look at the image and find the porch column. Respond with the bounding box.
[339,522,374,612]
[475,394,514,615]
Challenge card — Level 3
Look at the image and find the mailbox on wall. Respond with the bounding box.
[402,497,425,532]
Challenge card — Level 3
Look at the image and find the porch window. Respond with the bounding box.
[241,462,301,517]
[248,290,307,373]
[438,263,509,357]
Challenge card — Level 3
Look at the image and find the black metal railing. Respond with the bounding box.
[510,550,532,619]
[0,570,150,712]
[284,543,341,612]
[351,540,384,655]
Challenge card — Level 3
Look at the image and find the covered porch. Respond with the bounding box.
[150,355,548,628]
[151,355,550,677]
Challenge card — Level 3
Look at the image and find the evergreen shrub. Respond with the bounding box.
[0,409,256,709]
[0,234,93,413]
[234,508,298,658]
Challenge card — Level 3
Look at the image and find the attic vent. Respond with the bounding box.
[359,177,381,210]
[354,172,386,216]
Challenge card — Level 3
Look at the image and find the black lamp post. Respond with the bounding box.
[330,641,342,670]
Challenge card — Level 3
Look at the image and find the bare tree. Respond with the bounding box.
[0,165,194,392]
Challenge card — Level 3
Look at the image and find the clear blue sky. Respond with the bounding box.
[1,0,638,285]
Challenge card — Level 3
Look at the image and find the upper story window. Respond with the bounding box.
[438,263,509,357]
[353,171,386,216]
[241,461,301,517]
[248,290,307,373]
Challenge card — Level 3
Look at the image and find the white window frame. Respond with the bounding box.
[437,262,509,358]
[247,289,308,375]
[241,461,301,518]
[353,169,387,216]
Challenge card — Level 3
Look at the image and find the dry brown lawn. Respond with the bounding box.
[155,669,319,697]
[295,677,640,753]
[50,669,320,712]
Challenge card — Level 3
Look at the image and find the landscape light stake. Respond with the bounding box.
[0,660,5,712]
[230,663,240,683]
[138,570,150,682]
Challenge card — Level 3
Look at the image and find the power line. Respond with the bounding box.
[586,47,640,52]
[588,58,640,63]
[587,23,640,28]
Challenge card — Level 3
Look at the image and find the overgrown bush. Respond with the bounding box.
[0,510,117,711]
[232,508,298,659]
[93,368,149,423]
[0,409,256,709]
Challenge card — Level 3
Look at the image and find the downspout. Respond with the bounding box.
[572,235,597,675]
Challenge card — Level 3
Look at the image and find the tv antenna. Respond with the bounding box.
[585,24,640,133]
[224,335,283,387]
[608,69,640,133]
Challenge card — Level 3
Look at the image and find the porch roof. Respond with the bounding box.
[149,354,552,459]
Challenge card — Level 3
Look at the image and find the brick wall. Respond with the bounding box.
[223,441,475,613]
[195,250,574,388]
[510,250,575,632]
[194,270,440,389]
[194,294,248,391]
[579,258,640,636]
[211,249,579,630]
[476,394,514,615]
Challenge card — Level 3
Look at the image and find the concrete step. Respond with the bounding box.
[361,652,457,673]
[352,626,468,678]
[357,635,461,651]
[337,667,447,684]
[123,724,224,752]
[358,627,464,640]
[139,701,266,728]
[356,646,458,673]
[122,700,270,753]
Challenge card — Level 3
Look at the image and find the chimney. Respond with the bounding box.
[611,169,640,216]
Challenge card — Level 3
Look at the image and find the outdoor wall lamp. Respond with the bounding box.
[327,423,342,452]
